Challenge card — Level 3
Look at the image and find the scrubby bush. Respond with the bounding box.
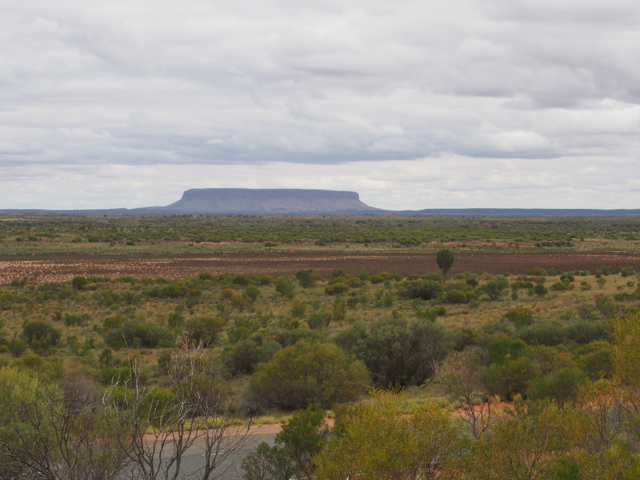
[223,339,281,375]
[445,290,467,304]
[275,276,296,299]
[483,278,509,301]
[335,319,449,388]
[244,341,369,410]
[503,307,534,328]
[295,269,316,288]
[402,280,443,301]
[183,316,225,346]
[21,321,61,346]
[325,283,349,295]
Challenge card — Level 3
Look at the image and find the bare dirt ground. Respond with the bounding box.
[1,251,639,285]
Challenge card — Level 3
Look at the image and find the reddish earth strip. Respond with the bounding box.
[1,251,639,285]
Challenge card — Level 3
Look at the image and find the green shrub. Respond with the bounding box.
[245,341,369,410]
[485,357,540,401]
[445,290,467,304]
[276,277,296,299]
[245,286,261,302]
[527,368,586,406]
[534,284,548,297]
[550,282,568,291]
[335,318,449,388]
[21,321,61,346]
[325,283,349,295]
[402,280,443,301]
[71,276,89,290]
[295,269,316,288]
[183,316,225,346]
[483,278,509,301]
[503,307,534,328]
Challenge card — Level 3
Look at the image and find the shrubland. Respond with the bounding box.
[3,213,640,253]
[2,261,640,478]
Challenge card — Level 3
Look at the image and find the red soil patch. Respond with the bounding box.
[1,251,638,285]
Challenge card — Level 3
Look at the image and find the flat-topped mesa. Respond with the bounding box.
[162,188,381,214]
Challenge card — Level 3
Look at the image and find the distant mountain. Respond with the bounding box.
[156,188,382,214]
[2,189,640,216]
[399,208,640,216]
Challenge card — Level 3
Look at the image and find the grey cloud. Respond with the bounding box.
[1,0,640,207]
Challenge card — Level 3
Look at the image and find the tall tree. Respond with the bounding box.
[436,249,455,282]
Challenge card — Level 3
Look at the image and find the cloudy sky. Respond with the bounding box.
[2,0,640,210]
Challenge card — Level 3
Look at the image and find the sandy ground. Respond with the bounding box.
[1,250,639,284]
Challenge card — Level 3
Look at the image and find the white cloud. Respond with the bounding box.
[1,0,640,208]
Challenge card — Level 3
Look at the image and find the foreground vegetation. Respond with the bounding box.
[1,250,640,477]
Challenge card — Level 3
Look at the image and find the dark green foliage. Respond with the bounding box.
[485,357,540,400]
[242,442,297,480]
[245,341,369,411]
[595,296,619,318]
[183,316,224,346]
[516,321,612,347]
[483,278,509,300]
[534,284,548,297]
[402,280,443,301]
[295,269,316,288]
[104,321,172,349]
[252,274,273,286]
[551,282,568,291]
[573,341,614,379]
[332,269,345,279]
[503,307,534,328]
[324,283,349,295]
[167,312,184,328]
[245,286,261,302]
[490,337,527,364]
[223,339,281,375]
[445,290,467,304]
[275,329,324,348]
[275,276,296,299]
[197,272,215,282]
[335,319,449,388]
[21,321,61,346]
[71,276,89,290]
[332,296,346,323]
[527,368,586,406]
[7,339,27,357]
[274,406,330,479]
[436,249,455,281]
[307,313,326,330]
[242,407,328,480]
[64,313,91,326]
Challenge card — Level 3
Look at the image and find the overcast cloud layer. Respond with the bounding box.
[2,0,640,210]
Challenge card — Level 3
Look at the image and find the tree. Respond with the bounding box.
[244,341,369,411]
[462,404,561,480]
[436,249,455,282]
[104,347,253,480]
[440,348,495,438]
[0,369,127,480]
